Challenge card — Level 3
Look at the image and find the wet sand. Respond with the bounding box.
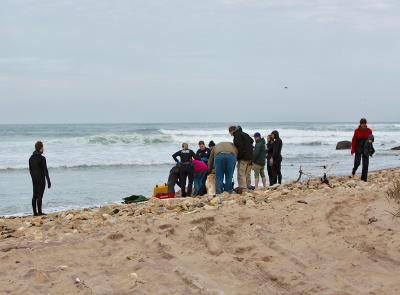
[1,169,400,294]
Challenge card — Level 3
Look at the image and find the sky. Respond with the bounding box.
[0,0,399,124]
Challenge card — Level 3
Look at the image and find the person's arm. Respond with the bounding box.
[43,157,51,188]
[172,151,181,163]
[29,158,33,178]
[191,150,198,160]
[351,130,358,155]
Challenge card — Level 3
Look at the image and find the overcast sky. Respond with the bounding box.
[1,0,399,124]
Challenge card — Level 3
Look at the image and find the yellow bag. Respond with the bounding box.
[152,184,168,198]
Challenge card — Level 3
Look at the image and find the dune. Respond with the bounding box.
[1,169,400,294]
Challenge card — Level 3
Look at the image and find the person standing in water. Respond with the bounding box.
[29,141,51,216]
[351,118,373,181]
[172,143,196,197]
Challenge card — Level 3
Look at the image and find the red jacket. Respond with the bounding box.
[351,127,372,154]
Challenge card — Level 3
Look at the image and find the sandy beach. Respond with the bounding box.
[1,169,400,295]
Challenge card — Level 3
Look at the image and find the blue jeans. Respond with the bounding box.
[194,170,207,196]
[214,154,236,194]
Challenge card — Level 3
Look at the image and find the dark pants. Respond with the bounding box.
[267,159,273,186]
[270,159,282,185]
[180,164,194,197]
[353,153,369,181]
[32,181,45,215]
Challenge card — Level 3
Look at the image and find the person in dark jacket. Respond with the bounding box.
[172,143,196,197]
[167,165,181,196]
[269,130,283,185]
[229,126,254,193]
[208,141,216,150]
[29,141,51,216]
[266,134,274,186]
[196,141,211,164]
[351,118,373,181]
[252,133,267,190]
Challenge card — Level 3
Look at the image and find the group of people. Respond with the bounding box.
[28,119,375,216]
[168,126,284,197]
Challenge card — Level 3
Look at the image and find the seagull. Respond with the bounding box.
[284,86,288,89]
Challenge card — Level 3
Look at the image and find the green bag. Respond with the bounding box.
[123,195,148,204]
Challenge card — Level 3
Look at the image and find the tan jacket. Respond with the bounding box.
[208,142,238,173]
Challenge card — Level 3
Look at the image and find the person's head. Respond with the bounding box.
[267,134,273,143]
[254,132,261,141]
[359,118,367,128]
[182,143,189,150]
[35,141,44,154]
[271,130,279,140]
[228,126,237,136]
[198,140,206,151]
[208,141,216,149]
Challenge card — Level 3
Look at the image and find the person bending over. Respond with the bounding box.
[192,160,208,196]
[172,143,196,197]
[29,141,51,216]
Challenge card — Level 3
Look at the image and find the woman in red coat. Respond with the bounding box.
[351,118,372,181]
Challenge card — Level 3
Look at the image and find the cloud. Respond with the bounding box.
[221,0,400,30]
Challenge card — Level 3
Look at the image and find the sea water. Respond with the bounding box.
[1,122,399,216]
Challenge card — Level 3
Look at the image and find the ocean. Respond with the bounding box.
[1,122,399,216]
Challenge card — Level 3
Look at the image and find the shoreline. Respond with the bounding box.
[1,168,400,293]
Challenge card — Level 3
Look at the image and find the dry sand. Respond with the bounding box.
[1,169,400,295]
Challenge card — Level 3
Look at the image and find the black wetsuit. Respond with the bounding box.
[172,149,196,197]
[167,165,181,195]
[29,151,51,215]
[266,142,273,185]
[270,131,283,185]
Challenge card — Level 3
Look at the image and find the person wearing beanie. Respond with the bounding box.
[252,132,267,190]
[351,118,373,181]
[229,126,254,193]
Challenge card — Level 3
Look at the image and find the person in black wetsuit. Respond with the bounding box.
[172,143,197,197]
[29,141,51,216]
[266,134,274,186]
[269,130,283,185]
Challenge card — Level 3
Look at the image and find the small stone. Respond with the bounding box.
[75,277,81,284]
[129,272,138,279]
[65,214,74,220]
[204,205,215,210]
[58,265,68,270]
[246,199,256,207]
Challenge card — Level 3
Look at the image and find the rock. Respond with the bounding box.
[246,199,256,207]
[336,141,351,150]
[204,205,215,210]
[209,197,221,206]
[65,214,74,221]
[391,146,400,150]
[102,213,111,220]
[58,265,68,270]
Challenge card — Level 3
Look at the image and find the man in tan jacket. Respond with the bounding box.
[208,142,238,194]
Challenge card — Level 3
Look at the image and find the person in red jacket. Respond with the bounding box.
[351,118,372,181]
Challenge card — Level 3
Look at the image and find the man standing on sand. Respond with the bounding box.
[229,126,254,193]
[252,132,267,190]
[29,141,51,216]
[269,130,283,185]
[351,118,373,182]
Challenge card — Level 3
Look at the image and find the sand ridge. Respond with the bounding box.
[1,169,400,294]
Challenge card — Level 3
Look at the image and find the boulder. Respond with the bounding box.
[336,141,352,150]
[391,146,400,151]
